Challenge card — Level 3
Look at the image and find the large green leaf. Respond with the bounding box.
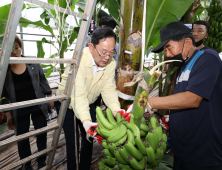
[0,19,7,35]
[0,4,12,20]
[0,3,26,20]
[192,6,205,22]
[41,37,59,51]
[40,10,50,25]
[145,0,194,50]
[71,0,79,10]
[48,0,68,8]
[61,31,78,54]
[0,4,26,35]
[161,155,174,167]
[19,17,54,36]
[159,162,173,170]
[41,64,54,78]
[36,40,45,58]
[75,0,86,11]
[108,0,120,25]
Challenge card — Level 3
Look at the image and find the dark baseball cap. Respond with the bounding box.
[152,22,192,53]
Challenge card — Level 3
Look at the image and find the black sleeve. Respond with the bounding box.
[1,84,10,105]
[38,64,52,95]
[1,84,11,113]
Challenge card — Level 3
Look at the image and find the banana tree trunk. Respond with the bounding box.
[117,0,144,110]
[59,15,65,80]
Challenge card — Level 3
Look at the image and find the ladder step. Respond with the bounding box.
[0,95,67,112]
[9,57,77,64]
[0,123,59,148]
[24,0,88,20]
[39,166,48,170]
[1,146,54,170]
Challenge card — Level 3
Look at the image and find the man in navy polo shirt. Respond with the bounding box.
[149,22,222,170]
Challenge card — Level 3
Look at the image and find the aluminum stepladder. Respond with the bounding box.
[0,0,97,169]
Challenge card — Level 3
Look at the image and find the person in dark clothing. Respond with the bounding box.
[149,22,222,170]
[165,21,215,153]
[2,35,54,170]
[191,20,213,50]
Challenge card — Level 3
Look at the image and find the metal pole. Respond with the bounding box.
[16,32,54,37]
[46,0,97,168]
[140,0,147,71]
[19,25,25,56]
[73,64,78,170]
[0,0,24,97]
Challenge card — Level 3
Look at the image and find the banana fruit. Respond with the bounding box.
[96,106,166,169]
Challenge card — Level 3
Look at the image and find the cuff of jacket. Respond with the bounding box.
[109,104,121,116]
[78,111,92,123]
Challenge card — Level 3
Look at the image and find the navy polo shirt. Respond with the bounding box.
[170,49,222,166]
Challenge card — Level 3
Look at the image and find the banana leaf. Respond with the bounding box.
[0,4,26,35]
[76,0,110,22]
[108,0,120,25]
[145,0,194,50]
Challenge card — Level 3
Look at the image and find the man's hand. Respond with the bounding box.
[82,120,98,142]
[47,101,55,109]
[4,111,15,130]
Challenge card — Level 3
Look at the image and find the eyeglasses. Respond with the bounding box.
[94,47,117,59]
[191,30,205,34]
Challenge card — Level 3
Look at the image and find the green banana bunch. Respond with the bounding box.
[204,0,222,53]
[96,106,166,169]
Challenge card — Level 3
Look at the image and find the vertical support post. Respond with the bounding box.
[141,0,147,71]
[19,25,25,55]
[0,0,24,97]
[46,0,97,169]
[72,0,97,76]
